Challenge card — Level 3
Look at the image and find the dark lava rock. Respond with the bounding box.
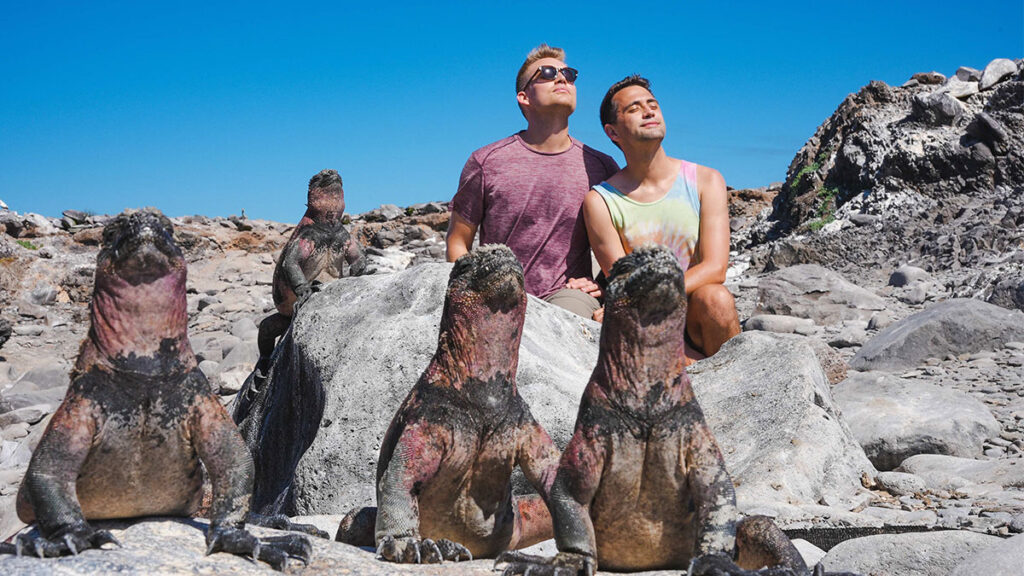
[0,318,11,350]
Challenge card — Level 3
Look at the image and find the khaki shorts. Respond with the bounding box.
[543,288,601,319]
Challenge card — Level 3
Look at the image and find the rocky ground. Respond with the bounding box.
[1,57,1023,575]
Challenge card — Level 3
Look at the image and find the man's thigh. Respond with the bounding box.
[543,288,600,319]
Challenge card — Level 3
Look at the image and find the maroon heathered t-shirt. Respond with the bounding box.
[452,134,619,299]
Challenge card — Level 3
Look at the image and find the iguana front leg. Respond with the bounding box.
[7,393,121,558]
[508,416,560,549]
[279,238,313,305]
[342,233,367,277]
[191,387,312,571]
[687,420,740,558]
[684,419,748,574]
[375,421,469,563]
[497,428,605,576]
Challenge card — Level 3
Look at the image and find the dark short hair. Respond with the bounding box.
[600,75,653,127]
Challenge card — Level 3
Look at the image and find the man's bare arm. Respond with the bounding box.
[684,167,730,295]
[445,211,478,262]
[582,189,627,276]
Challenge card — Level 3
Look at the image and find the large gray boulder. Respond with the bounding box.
[688,331,876,510]
[755,264,887,324]
[232,262,600,515]
[851,298,1024,372]
[897,454,1024,490]
[979,57,1018,90]
[952,533,1024,575]
[833,372,1000,470]
[820,531,1003,576]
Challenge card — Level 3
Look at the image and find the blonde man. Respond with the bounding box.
[446,44,618,318]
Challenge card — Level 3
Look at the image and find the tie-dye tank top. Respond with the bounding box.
[593,160,701,270]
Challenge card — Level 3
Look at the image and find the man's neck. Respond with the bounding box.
[520,116,572,153]
[622,143,676,188]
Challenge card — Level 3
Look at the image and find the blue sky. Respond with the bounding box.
[1,1,1021,223]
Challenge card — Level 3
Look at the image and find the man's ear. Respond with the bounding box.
[517,91,530,108]
[604,123,618,143]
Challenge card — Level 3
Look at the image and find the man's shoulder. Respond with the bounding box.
[467,135,521,164]
[691,162,725,187]
[576,140,619,174]
[577,141,616,163]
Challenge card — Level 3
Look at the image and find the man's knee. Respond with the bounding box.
[690,284,737,318]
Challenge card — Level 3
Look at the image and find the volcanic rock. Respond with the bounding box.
[821,530,1003,576]
[833,372,1000,470]
[689,331,876,510]
[755,264,887,324]
[851,298,1024,372]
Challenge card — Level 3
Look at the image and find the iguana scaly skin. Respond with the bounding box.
[336,245,560,564]
[497,246,841,576]
[255,169,366,376]
[7,209,312,570]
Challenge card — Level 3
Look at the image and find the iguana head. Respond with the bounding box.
[98,208,184,285]
[448,244,526,314]
[601,245,688,372]
[81,208,194,375]
[305,169,346,221]
[433,245,527,388]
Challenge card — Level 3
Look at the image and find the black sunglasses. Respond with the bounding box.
[521,66,579,91]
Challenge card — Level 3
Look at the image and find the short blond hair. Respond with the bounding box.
[516,44,566,92]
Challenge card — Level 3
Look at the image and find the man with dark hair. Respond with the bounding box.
[584,75,740,363]
[446,44,618,318]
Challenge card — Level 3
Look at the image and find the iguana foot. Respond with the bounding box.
[689,552,800,576]
[250,513,330,539]
[207,525,312,571]
[494,550,596,576]
[4,522,120,558]
[253,357,271,382]
[376,535,471,563]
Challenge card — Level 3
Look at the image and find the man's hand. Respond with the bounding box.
[566,277,602,299]
[591,306,604,323]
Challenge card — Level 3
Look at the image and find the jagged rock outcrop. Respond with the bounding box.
[741,58,1024,306]
[769,58,1023,235]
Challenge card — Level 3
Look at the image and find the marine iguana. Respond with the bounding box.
[255,168,366,377]
[335,245,561,563]
[5,209,313,570]
[496,246,856,576]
